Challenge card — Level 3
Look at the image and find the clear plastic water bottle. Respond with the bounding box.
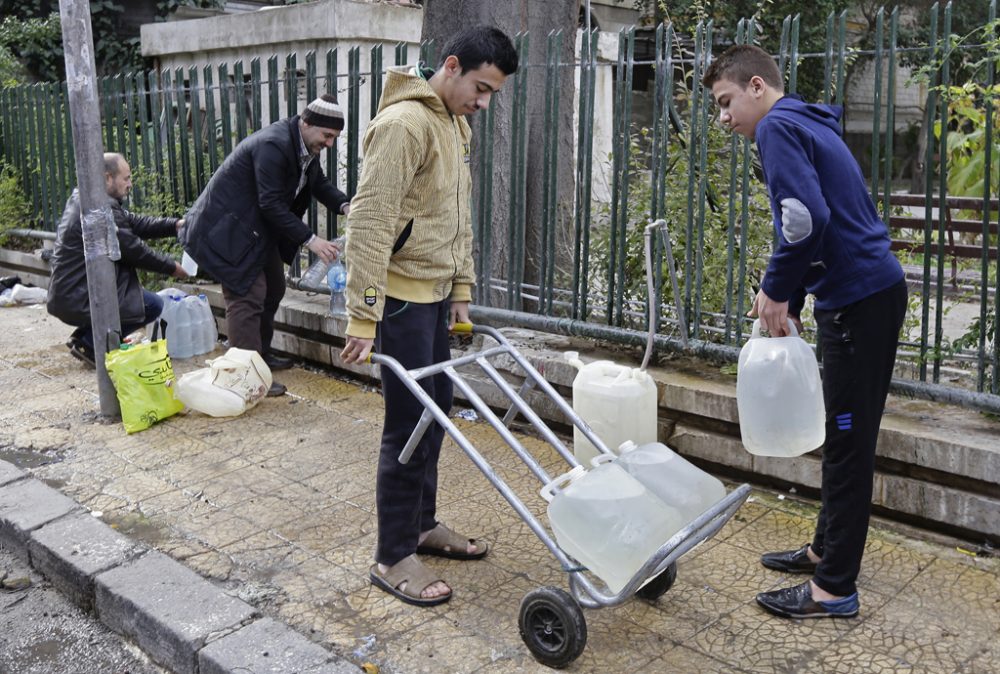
[327,259,347,316]
[300,257,330,288]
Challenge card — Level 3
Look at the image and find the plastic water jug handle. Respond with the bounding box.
[539,465,587,503]
[590,453,615,468]
[750,318,799,338]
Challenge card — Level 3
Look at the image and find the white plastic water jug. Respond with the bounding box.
[566,353,658,464]
[170,297,196,359]
[175,347,272,417]
[736,319,825,457]
[612,441,726,524]
[156,289,186,357]
[540,463,683,594]
[197,294,218,354]
[180,295,215,356]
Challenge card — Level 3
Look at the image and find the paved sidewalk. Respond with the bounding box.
[1,304,998,673]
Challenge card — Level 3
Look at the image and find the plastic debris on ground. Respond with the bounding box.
[454,408,479,422]
[0,284,47,306]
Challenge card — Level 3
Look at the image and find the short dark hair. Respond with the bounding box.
[702,45,783,91]
[437,25,519,76]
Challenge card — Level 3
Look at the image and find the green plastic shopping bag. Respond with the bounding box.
[104,322,184,433]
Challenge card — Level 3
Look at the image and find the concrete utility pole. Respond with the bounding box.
[58,0,122,417]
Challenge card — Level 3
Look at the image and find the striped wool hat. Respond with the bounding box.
[301,94,345,130]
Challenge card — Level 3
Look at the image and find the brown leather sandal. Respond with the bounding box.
[369,554,451,607]
[416,523,489,560]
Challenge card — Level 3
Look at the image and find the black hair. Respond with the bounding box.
[436,25,519,75]
[702,44,783,92]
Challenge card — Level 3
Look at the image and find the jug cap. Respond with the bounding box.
[617,440,638,455]
[564,351,584,370]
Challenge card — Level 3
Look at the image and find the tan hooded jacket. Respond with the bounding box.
[344,66,475,339]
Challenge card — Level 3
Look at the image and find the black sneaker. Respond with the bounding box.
[263,352,294,371]
[266,381,287,397]
[66,339,96,369]
[761,545,818,574]
[756,580,859,619]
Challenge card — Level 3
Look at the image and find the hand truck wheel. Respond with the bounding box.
[518,586,587,668]
[636,562,677,601]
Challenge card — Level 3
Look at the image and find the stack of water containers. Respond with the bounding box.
[542,441,726,594]
[540,353,727,594]
[155,288,218,359]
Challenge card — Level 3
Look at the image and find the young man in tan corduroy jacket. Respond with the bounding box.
[340,26,518,607]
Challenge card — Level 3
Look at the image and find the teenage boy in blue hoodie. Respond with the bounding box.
[703,45,908,619]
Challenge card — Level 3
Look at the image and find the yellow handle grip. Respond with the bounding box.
[451,322,473,334]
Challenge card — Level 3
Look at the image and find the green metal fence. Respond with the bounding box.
[1,4,998,403]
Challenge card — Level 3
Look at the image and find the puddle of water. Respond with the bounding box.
[104,513,169,547]
[0,447,63,469]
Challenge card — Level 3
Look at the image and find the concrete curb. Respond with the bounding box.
[0,461,358,674]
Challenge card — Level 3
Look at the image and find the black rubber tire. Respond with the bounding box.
[636,562,678,601]
[518,586,587,669]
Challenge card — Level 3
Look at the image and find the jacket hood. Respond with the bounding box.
[378,66,449,117]
[772,95,843,136]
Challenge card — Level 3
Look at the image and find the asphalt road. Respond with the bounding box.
[0,543,164,674]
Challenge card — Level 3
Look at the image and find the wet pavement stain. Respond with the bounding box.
[0,446,63,469]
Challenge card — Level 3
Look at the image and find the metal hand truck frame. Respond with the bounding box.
[371,323,750,669]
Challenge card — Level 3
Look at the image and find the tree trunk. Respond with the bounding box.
[421,0,579,310]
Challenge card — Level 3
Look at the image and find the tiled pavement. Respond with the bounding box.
[1,304,998,673]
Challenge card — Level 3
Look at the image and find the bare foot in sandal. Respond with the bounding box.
[377,562,451,600]
[371,554,451,606]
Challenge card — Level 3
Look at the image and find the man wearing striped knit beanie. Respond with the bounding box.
[182,94,350,396]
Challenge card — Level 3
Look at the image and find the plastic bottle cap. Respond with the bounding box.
[618,440,637,454]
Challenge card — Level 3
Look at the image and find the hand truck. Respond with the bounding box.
[370,323,750,669]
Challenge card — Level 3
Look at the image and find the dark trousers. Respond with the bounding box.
[810,279,907,597]
[374,297,453,566]
[73,289,163,351]
[221,248,285,354]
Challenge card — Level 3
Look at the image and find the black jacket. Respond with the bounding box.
[46,190,179,326]
[180,116,349,295]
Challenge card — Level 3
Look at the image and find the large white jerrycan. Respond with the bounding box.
[540,463,683,594]
[175,347,272,417]
[610,441,726,524]
[565,353,658,465]
[737,319,825,457]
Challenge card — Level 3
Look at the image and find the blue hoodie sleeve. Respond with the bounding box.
[756,119,831,303]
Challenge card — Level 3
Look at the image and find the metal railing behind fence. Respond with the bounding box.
[1,3,998,403]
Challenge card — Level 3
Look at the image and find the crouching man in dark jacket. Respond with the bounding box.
[180,94,348,397]
[47,152,188,368]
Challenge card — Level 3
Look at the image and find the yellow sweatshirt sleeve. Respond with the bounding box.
[344,118,425,338]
